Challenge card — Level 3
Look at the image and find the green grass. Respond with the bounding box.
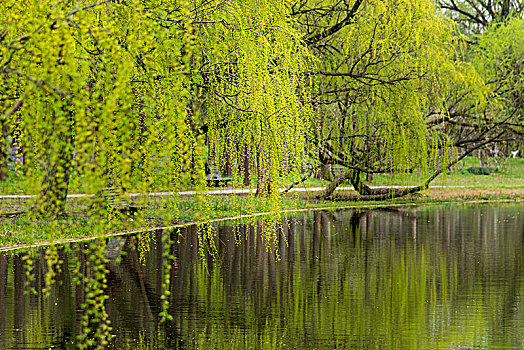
[1,189,521,250]
[370,157,524,189]
[2,157,521,196]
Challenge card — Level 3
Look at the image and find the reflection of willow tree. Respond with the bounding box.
[1,205,524,348]
[176,207,524,348]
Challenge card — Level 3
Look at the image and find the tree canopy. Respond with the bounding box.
[0,0,522,220]
[289,0,496,199]
[1,0,312,221]
[437,0,523,33]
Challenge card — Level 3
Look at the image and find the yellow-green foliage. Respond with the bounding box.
[1,1,193,216]
[0,0,313,226]
[472,16,523,119]
[309,0,486,174]
[0,0,495,223]
[203,1,313,192]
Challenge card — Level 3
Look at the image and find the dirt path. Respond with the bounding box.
[422,187,524,200]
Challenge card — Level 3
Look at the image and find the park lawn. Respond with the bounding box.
[1,157,522,195]
[364,157,524,189]
[0,188,522,251]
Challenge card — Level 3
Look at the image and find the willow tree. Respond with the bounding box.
[474,17,523,121]
[437,0,523,34]
[432,2,524,161]
[289,0,491,199]
[1,1,192,218]
[195,1,313,200]
[0,0,314,220]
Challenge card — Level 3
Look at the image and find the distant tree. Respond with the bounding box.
[436,0,523,34]
[286,0,491,199]
[434,2,524,161]
[474,17,523,119]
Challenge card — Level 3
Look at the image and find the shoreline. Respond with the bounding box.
[1,189,522,253]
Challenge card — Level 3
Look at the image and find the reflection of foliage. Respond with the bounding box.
[137,231,154,265]
[2,205,523,348]
[43,244,61,296]
[187,207,524,349]
[198,221,217,261]
[21,250,37,295]
[159,231,174,323]
[76,240,113,350]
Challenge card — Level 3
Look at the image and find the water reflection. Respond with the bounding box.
[0,203,523,349]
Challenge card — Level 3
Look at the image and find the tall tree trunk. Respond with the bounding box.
[242,142,250,186]
[0,74,12,182]
[0,123,8,182]
[500,0,510,20]
[255,149,272,197]
[32,144,73,217]
[31,108,74,217]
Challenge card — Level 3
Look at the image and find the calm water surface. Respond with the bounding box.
[0,203,523,349]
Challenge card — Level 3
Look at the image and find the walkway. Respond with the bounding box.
[0,185,468,199]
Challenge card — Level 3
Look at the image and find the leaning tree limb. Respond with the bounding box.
[280,164,317,195]
[320,131,506,201]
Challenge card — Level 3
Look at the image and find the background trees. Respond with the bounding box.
[285,0,523,199]
[435,1,524,165]
[437,0,523,33]
[289,0,489,199]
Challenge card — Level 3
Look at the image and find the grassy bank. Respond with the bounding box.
[1,157,523,251]
[302,157,524,189]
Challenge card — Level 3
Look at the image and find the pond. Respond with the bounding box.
[0,202,523,349]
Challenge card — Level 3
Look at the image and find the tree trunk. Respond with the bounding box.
[255,149,272,197]
[242,142,250,186]
[32,148,73,217]
[500,0,510,20]
[0,123,8,181]
[31,108,74,218]
[320,169,354,199]
[0,74,11,182]
[320,168,424,201]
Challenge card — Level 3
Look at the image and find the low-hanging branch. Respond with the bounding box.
[280,165,317,195]
[320,130,507,201]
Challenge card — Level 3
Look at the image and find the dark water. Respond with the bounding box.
[0,203,523,349]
